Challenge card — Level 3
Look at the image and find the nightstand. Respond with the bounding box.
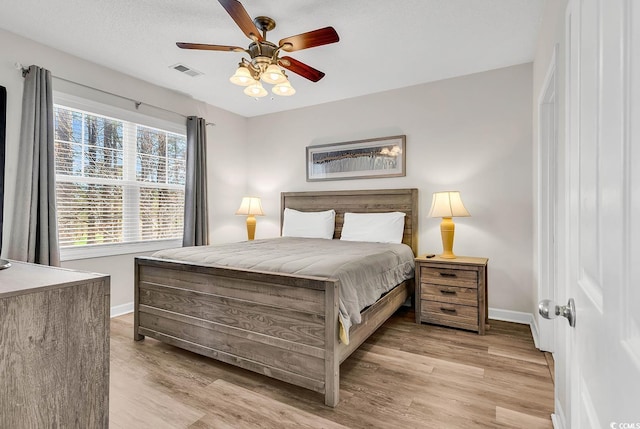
[415,255,489,334]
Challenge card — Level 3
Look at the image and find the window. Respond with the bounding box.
[53,99,186,259]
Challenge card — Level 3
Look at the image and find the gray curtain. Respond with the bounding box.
[6,65,59,265]
[183,116,208,246]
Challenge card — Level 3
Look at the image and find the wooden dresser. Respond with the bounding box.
[415,255,488,334]
[0,261,110,428]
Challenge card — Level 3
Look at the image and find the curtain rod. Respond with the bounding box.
[16,63,215,126]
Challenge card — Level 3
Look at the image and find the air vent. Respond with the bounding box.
[170,63,203,77]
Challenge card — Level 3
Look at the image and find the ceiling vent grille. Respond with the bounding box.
[170,63,203,77]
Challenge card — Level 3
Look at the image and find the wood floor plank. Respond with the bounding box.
[110,308,554,428]
[488,345,549,365]
[408,395,501,428]
[496,406,554,428]
[194,380,350,429]
[109,365,205,428]
[545,352,555,383]
[361,342,485,378]
[353,344,436,374]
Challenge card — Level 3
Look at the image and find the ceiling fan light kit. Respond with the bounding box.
[229,64,255,86]
[261,64,286,85]
[178,0,339,98]
[272,80,296,96]
[243,81,268,98]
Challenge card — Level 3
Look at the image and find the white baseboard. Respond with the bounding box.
[530,317,541,349]
[552,398,566,429]
[551,414,563,429]
[489,307,539,346]
[488,307,534,325]
[110,302,134,318]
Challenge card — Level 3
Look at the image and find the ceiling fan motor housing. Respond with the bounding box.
[248,41,278,60]
[247,41,280,77]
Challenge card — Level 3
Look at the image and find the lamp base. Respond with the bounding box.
[439,217,457,259]
[246,215,257,241]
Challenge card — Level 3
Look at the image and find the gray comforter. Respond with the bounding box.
[152,237,415,343]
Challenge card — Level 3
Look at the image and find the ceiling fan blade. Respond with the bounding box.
[279,27,339,52]
[177,42,245,52]
[279,56,325,82]
[218,0,263,41]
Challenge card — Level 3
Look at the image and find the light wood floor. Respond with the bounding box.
[110,308,554,428]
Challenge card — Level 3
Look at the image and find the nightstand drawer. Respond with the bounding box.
[421,284,478,306]
[415,255,488,334]
[421,300,479,330]
[420,267,477,288]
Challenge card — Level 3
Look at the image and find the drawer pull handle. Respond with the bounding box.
[440,289,457,295]
[440,307,457,314]
[439,272,457,278]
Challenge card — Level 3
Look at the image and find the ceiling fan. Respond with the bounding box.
[176,0,340,97]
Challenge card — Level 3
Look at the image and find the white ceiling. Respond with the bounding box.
[0,0,544,118]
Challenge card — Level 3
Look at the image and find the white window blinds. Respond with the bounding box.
[53,104,186,249]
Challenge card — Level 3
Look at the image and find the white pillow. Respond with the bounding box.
[340,212,406,244]
[282,208,336,239]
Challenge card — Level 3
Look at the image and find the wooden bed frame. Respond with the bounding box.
[134,188,418,407]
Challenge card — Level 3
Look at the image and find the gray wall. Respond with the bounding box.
[246,63,534,313]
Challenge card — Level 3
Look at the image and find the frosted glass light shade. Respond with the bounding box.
[428,191,470,218]
[261,64,286,84]
[235,197,265,216]
[244,82,268,97]
[229,66,255,86]
[272,80,296,96]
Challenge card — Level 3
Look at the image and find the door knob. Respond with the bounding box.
[538,298,576,327]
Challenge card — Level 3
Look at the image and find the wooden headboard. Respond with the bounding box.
[281,188,419,256]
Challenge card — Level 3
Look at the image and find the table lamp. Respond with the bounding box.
[235,197,264,240]
[428,191,470,259]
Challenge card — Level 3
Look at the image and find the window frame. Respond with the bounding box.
[54,92,186,261]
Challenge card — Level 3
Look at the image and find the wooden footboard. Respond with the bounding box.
[134,257,411,407]
[135,256,342,405]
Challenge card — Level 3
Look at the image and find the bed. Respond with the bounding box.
[134,188,418,407]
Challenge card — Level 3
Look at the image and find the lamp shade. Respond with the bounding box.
[272,80,296,96]
[428,191,470,218]
[244,81,268,97]
[261,64,287,84]
[229,65,255,86]
[235,197,265,216]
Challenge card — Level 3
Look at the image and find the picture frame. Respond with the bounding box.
[306,135,406,181]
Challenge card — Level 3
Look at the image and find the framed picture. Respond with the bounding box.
[306,135,406,181]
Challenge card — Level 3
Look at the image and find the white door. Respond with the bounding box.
[537,45,559,353]
[561,0,640,427]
